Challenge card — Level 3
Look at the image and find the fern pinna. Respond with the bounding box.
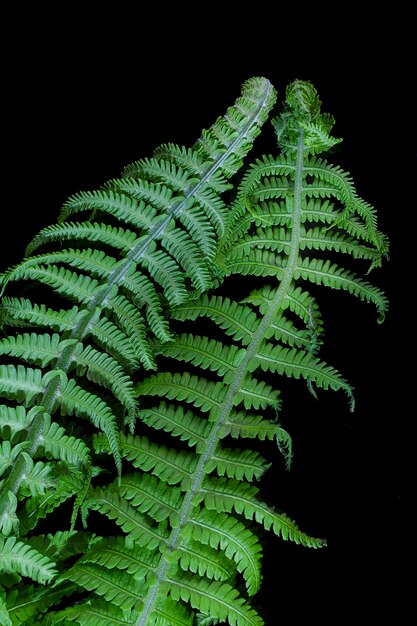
[47,81,388,625]
[0,78,275,622]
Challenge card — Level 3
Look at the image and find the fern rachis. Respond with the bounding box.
[130,120,321,626]
[133,131,308,624]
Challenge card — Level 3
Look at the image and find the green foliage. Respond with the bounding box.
[0,77,276,622]
[0,78,387,625]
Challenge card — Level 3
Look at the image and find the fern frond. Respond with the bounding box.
[80,536,159,576]
[178,539,234,582]
[139,402,211,449]
[0,594,12,626]
[58,378,121,474]
[172,296,258,346]
[206,446,270,482]
[0,77,387,626]
[152,334,245,376]
[250,343,353,403]
[0,406,34,437]
[0,77,275,557]
[120,473,183,522]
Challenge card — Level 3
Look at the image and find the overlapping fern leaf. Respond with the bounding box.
[46,80,388,626]
[0,77,276,622]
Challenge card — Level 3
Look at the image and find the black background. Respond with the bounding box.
[1,15,409,624]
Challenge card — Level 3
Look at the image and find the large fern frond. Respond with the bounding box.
[0,78,275,563]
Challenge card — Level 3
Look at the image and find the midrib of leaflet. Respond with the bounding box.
[134,130,305,626]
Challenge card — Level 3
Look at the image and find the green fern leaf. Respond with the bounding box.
[0,333,72,368]
[120,473,183,522]
[152,334,245,376]
[18,454,55,498]
[205,446,270,482]
[166,575,263,626]
[0,441,28,478]
[172,296,258,346]
[294,257,388,321]
[90,316,142,371]
[177,539,234,582]
[137,372,226,413]
[58,378,121,474]
[74,344,137,427]
[200,477,325,549]
[80,536,158,576]
[27,531,92,563]
[57,600,135,625]
[0,537,57,584]
[62,562,144,611]
[0,406,34,437]
[0,77,275,564]
[0,365,43,406]
[39,414,91,467]
[94,433,196,486]
[19,466,87,535]
[26,221,138,256]
[0,77,388,626]
[250,343,354,404]
[81,488,168,550]
[191,509,262,596]
[233,376,281,411]
[5,581,78,625]
[139,403,211,449]
[67,80,383,626]
[0,298,83,332]
[0,594,12,626]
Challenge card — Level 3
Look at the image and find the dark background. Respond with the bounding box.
[1,17,409,624]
